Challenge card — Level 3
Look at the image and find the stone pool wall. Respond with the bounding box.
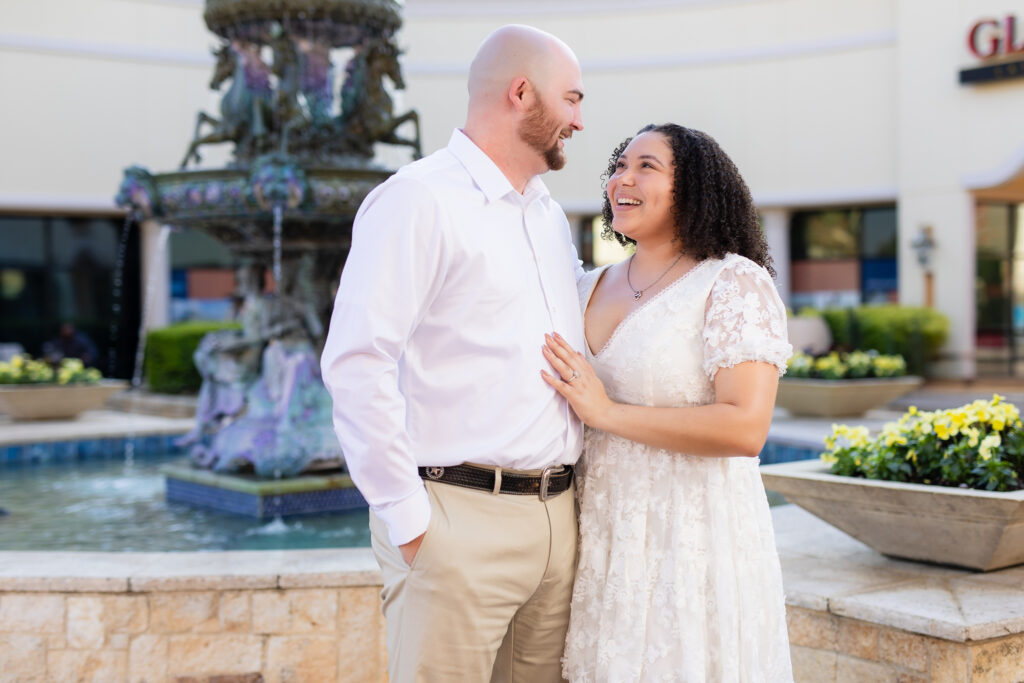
[3,508,1024,682]
[0,549,387,682]
[788,607,1024,681]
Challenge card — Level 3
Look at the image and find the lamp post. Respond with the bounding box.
[911,225,937,307]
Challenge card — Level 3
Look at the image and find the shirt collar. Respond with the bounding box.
[447,129,551,206]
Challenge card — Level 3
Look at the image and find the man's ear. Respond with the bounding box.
[508,76,533,112]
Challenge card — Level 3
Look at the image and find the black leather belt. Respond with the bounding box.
[418,463,574,500]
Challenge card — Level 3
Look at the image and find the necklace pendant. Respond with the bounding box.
[634,291,643,300]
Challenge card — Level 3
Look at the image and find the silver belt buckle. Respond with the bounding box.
[539,465,562,501]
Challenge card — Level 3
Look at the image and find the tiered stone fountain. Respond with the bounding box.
[116,0,420,516]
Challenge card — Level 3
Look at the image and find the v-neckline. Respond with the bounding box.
[583,258,712,358]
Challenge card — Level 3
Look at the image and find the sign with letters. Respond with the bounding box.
[960,14,1024,84]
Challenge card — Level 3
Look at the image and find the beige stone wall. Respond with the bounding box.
[3,528,1022,683]
[0,586,387,683]
[6,590,1024,682]
[787,606,1024,682]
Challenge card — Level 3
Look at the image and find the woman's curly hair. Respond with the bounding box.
[601,123,774,277]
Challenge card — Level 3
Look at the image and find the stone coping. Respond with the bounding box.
[0,548,381,593]
[772,506,1024,643]
[3,508,1022,646]
[0,410,192,447]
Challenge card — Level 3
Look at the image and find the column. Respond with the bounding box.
[139,219,171,333]
[760,208,791,307]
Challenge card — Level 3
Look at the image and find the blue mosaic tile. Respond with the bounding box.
[51,441,76,461]
[1,431,190,467]
[759,440,821,465]
[26,443,52,463]
[261,487,367,518]
[166,478,260,516]
[165,476,368,519]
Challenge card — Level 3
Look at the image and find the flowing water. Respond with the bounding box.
[0,453,370,552]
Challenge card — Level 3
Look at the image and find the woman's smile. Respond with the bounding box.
[607,131,675,238]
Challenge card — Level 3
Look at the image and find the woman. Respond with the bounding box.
[542,124,794,682]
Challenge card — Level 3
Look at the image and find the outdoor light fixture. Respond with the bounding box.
[911,225,936,271]
[911,225,937,307]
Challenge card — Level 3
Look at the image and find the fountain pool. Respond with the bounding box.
[0,453,370,552]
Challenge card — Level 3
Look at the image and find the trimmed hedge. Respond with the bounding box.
[144,321,241,394]
[819,305,949,376]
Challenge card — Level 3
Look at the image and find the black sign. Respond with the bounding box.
[960,58,1024,84]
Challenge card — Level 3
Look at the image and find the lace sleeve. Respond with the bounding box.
[702,257,793,380]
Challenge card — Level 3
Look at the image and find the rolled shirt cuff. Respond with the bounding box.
[372,484,431,547]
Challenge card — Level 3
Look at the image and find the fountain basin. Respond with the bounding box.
[163,463,367,518]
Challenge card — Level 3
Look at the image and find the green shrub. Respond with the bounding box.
[144,321,241,394]
[819,306,949,375]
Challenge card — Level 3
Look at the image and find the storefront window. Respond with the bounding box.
[789,206,898,310]
[169,228,238,322]
[0,215,140,378]
[975,202,1023,375]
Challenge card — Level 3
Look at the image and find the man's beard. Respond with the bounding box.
[518,98,569,171]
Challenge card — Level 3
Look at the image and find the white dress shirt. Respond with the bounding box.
[320,129,585,546]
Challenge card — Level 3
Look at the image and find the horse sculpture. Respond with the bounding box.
[180,41,273,168]
[338,37,421,158]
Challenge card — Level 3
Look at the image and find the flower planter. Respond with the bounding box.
[761,459,1024,571]
[0,381,129,420]
[776,376,923,417]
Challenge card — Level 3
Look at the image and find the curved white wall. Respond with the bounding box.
[399,0,899,211]
[1,0,901,212]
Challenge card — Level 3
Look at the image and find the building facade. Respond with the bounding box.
[2,0,1023,378]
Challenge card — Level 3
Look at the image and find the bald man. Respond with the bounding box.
[321,24,586,682]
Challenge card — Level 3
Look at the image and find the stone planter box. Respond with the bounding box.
[0,381,128,420]
[776,376,923,417]
[761,459,1024,571]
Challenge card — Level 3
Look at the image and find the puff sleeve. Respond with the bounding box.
[702,257,792,381]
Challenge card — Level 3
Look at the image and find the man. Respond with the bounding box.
[43,322,98,366]
[320,24,585,682]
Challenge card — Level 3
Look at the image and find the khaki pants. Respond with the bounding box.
[369,475,577,683]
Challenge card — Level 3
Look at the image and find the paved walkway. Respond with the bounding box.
[890,379,1024,412]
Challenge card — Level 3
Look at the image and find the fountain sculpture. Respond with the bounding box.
[116,0,419,481]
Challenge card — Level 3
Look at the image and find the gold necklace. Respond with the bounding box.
[626,252,684,300]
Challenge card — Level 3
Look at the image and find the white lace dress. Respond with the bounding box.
[563,254,794,683]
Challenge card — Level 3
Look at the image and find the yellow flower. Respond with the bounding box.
[882,424,907,447]
[11,355,23,368]
[979,434,1001,461]
[849,426,871,448]
[934,420,951,440]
